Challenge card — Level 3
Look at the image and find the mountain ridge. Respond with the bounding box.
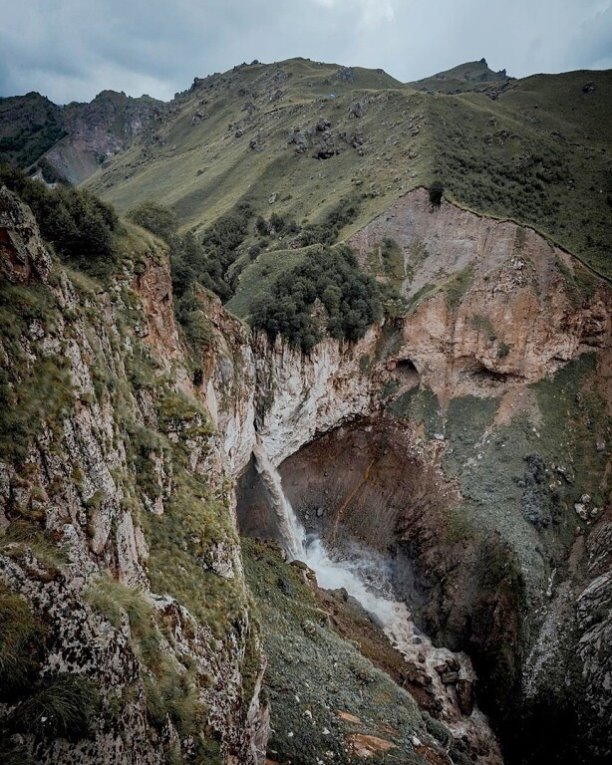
[0,53,611,765]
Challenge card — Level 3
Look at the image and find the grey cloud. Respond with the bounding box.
[0,0,609,103]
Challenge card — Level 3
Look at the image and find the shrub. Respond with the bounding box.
[128,199,252,303]
[127,201,179,241]
[251,245,382,352]
[175,288,214,355]
[198,201,253,299]
[0,165,120,278]
[298,196,360,246]
[428,181,444,207]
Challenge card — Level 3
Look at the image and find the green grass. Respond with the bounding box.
[442,266,474,310]
[8,674,101,741]
[83,60,612,287]
[0,521,68,576]
[0,587,47,701]
[387,385,443,437]
[242,538,443,765]
[226,245,312,318]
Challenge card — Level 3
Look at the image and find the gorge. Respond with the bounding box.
[0,57,611,765]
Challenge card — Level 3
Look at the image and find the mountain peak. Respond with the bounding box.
[409,59,512,94]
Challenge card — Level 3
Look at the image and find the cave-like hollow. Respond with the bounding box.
[236,414,543,764]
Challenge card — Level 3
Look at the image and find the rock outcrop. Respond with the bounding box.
[0,189,267,764]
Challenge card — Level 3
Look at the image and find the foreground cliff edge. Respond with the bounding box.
[0,175,611,765]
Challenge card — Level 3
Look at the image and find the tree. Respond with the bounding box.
[429,181,444,207]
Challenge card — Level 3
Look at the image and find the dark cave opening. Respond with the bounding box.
[236,415,593,765]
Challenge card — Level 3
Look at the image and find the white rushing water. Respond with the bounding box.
[252,441,502,761]
[255,438,429,635]
[255,438,434,647]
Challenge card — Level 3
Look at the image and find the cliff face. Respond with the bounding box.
[241,191,611,763]
[39,92,165,185]
[1,185,610,764]
[0,188,267,764]
[350,188,610,399]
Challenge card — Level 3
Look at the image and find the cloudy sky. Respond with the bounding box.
[1,0,610,103]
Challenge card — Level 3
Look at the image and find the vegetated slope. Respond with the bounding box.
[82,58,611,289]
[86,58,411,234]
[0,92,66,168]
[0,90,164,184]
[0,186,268,763]
[242,538,474,765]
[429,70,612,279]
[408,57,513,94]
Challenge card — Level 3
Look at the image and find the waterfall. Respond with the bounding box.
[253,440,306,560]
[250,441,501,757]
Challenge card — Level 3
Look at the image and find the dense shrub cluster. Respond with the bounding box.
[129,199,252,303]
[0,165,120,278]
[251,245,382,352]
[198,201,253,299]
[429,181,444,206]
[298,196,361,246]
[129,198,382,354]
[255,212,300,238]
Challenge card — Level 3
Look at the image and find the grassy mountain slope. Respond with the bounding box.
[82,59,611,287]
[86,58,413,233]
[409,58,513,94]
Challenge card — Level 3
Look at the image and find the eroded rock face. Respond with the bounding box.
[0,201,267,764]
[350,188,611,401]
[36,91,164,185]
[0,186,52,283]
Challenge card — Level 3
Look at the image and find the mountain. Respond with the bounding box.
[0,89,164,184]
[3,59,610,279]
[0,58,611,765]
[84,58,612,282]
[408,57,513,94]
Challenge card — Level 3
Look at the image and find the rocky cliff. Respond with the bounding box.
[0,187,267,764]
[0,90,164,185]
[1,182,611,765]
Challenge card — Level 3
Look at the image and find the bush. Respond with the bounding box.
[429,181,444,207]
[175,288,214,355]
[198,201,253,299]
[251,245,382,352]
[0,165,120,278]
[127,200,179,241]
[129,199,252,303]
[298,196,360,246]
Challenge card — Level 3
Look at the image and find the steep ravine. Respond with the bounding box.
[233,192,611,764]
[1,185,611,764]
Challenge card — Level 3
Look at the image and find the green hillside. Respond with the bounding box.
[82,59,611,286]
[409,57,513,94]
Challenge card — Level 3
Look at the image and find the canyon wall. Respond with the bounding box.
[0,188,267,764]
[1,185,610,764]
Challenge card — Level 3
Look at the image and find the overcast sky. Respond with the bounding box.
[1,0,610,103]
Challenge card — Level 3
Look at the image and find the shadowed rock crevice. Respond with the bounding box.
[237,394,610,765]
